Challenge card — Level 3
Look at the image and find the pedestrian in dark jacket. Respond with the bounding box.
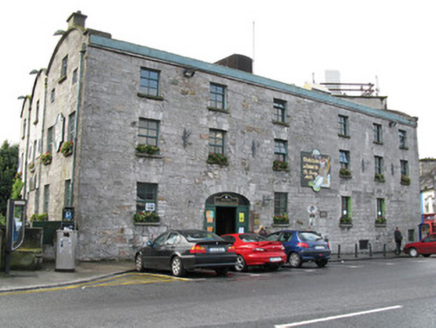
[394,227,403,255]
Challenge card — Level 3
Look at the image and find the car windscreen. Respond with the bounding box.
[299,232,324,242]
[182,230,223,242]
[239,234,266,242]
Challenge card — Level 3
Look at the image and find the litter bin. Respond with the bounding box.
[55,229,77,272]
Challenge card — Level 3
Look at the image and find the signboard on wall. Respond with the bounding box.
[301,149,331,192]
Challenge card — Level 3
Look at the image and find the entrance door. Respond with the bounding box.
[215,207,236,235]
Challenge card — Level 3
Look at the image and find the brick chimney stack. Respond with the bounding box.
[67,11,87,29]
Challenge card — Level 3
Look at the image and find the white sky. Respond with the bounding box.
[1,0,435,158]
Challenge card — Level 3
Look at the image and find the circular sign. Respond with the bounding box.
[307,205,318,214]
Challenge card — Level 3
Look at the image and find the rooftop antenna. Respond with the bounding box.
[252,21,255,73]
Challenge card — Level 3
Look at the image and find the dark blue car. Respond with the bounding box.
[266,230,331,268]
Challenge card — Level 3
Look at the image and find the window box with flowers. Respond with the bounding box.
[375,216,387,227]
[273,213,289,226]
[207,153,228,166]
[40,151,52,165]
[133,211,160,225]
[374,174,385,183]
[135,144,160,156]
[339,216,353,227]
[273,160,289,172]
[28,162,35,173]
[30,212,49,222]
[61,141,73,157]
[400,175,411,186]
[339,168,352,179]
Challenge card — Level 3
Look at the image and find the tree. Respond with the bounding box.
[0,140,19,216]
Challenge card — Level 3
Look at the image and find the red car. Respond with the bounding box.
[403,233,436,257]
[221,233,287,272]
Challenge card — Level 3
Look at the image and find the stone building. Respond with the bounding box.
[18,12,420,260]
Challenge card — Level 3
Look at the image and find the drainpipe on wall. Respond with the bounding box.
[68,43,86,215]
[22,96,32,199]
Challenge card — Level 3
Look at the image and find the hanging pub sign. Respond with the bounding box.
[301,149,331,192]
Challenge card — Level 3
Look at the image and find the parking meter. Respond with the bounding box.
[4,199,27,274]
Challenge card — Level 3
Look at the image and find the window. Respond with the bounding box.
[274,192,288,215]
[47,126,54,152]
[273,99,286,123]
[274,139,287,161]
[140,68,160,97]
[61,55,68,79]
[209,83,226,110]
[35,100,39,124]
[374,156,383,175]
[400,160,409,176]
[338,115,349,136]
[376,198,386,218]
[67,112,76,142]
[34,189,40,214]
[33,140,37,162]
[43,184,50,213]
[138,118,159,147]
[407,229,415,242]
[51,88,55,102]
[72,68,78,84]
[209,129,225,154]
[341,196,352,218]
[399,130,407,149]
[136,183,158,214]
[22,119,26,139]
[339,150,350,169]
[373,123,382,143]
[64,180,72,207]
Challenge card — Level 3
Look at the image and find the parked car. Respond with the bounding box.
[135,229,237,277]
[403,233,436,257]
[266,230,331,268]
[221,233,286,272]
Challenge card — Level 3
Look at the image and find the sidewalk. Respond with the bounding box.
[0,260,135,292]
[0,253,408,293]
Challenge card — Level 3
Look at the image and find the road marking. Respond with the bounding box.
[275,305,403,327]
[0,272,189,296]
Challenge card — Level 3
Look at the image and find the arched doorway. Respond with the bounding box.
[204,192,250,235]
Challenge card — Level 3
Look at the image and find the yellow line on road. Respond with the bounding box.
[0,272,189,296]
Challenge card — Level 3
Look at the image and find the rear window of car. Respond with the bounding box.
[182,231,223,242]
[239,234,265,242]
[299,232,324,242]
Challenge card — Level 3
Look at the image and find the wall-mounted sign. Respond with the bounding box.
[145,203,155,211]
[301,149,331,192]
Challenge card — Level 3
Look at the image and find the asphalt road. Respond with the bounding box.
[1,258,435,327]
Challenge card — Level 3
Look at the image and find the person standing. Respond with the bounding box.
[394,227,403,255]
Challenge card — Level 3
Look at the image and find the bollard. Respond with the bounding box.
[369,243,372,257]
[338,244,341,259]
[383,244,386,257]
[355,244,358,258]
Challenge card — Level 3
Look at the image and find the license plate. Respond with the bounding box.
[315,246,325,250]
[209,247,225,253]
[269,257,282,262]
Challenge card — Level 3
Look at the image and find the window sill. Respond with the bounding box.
[272,223,290,228]
[373,141,383,145]
[338,134,350,139]
[339,223,353,228]
[399,146,409,151]
[58,76,67,84]
[375,223,387,228]
[134,222,160,226]
[137,92,164,101]
[340,174,352,180]
[272,120,290,127]
[136,153,163,159]
[207,107,229,114]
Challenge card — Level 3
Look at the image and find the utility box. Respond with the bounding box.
[55,230,77,272]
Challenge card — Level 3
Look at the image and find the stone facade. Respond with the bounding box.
[19,12,420,260]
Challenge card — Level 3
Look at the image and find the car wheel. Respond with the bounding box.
[289,252,302,268]
[135,253,144,272]
[215,268,229,276]
[409,248,419,258]
[235,255,247,272]
[315,259,328,268]
[171,256,186,277]
[422,254,430,258]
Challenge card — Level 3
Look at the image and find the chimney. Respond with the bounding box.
[215,54,253,73]
[67,11,87,29]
